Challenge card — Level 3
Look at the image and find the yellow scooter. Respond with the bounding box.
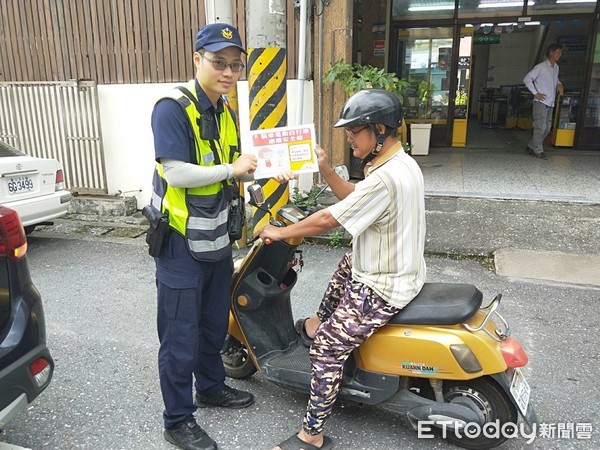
[222,189,537,449]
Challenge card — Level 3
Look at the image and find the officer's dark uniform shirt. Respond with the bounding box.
[152,84,226,164]
[151,84,230,287]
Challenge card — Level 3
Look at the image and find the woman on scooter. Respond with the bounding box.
[259,89,427,450]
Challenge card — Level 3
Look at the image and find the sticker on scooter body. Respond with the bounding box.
[509,368,531,415]
[401,361,439,375]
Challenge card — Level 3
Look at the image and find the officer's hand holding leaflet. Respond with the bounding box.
[160,155,294,243]
[231,153,258,176]
[161,156,294,188]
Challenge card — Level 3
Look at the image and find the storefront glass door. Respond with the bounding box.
[392,27,454,146]
[452,31,473,147]
[578,31,600,150]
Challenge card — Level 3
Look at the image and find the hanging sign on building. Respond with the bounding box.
[557,36,587,52]
[474,35,501,45]
[458,56,470,69]
[374,39,386,57]
[372,22,386,57]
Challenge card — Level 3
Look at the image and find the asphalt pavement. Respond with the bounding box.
[2,237,599,449]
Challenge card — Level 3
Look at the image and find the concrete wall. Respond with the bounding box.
[97,80,314,209]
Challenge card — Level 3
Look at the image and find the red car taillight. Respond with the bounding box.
[30,357,52,388]
[500,336,529,368]
[0,206,27,259]
[55,169,65,191]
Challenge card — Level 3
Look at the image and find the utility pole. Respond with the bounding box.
[204,0,233,25]
[203,1,237,114]
[246,1,288,229]
[204,1,233,24]
[204,0,247,245]
[316,0,353,167]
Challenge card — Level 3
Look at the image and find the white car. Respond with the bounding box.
[0,140,71,234]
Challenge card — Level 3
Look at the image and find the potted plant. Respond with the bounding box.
[323,59,409,100]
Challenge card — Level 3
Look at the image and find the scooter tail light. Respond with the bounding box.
[500,336,529,368]
[30,357,52,388]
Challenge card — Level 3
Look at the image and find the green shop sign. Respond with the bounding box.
[474,35,501,45]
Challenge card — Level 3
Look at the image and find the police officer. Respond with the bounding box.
[150,23,293,450]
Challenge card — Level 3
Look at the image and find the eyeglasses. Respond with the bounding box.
[345,125,370,138]
[199,52,245,72]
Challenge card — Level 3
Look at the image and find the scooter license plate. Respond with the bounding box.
[509,368,531,415]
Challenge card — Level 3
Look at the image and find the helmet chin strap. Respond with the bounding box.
[360,131,387,169]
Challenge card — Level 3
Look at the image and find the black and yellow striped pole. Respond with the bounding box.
[246,2,288,230]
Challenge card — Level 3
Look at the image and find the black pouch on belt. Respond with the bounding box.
[142,205,169,257]
[227,197,245,241]
[223,183,244,241]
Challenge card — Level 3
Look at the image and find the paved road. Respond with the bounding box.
[0,233,598,449]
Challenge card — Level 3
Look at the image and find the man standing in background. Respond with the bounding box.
[523,43,564,159]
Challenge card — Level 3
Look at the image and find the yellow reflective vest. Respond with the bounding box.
[151,80,239,261]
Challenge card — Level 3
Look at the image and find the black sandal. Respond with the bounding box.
[295,319,314,348]
[277,433,333,450]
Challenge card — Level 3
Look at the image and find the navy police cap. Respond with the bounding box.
[195,23,246,54]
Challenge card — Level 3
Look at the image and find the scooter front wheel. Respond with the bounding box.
[221,334,257,379]
[442,377,518,450]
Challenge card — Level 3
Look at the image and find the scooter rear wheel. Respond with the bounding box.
[442,377,518,450]
[221,334,257,379]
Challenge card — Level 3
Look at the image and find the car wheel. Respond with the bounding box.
[24,225,36,235]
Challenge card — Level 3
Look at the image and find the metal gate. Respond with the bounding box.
[0,80,107,194]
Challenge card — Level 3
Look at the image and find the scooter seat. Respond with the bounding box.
[388,283,482,325]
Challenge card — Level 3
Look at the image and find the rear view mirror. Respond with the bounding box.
[247,184,265,206]
[334,165,350,181]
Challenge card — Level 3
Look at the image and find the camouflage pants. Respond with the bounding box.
[302,270,401,435]
[316,251,353,322]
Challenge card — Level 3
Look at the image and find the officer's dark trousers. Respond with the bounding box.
[156,232,232,428]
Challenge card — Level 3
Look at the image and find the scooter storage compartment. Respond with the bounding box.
[238,267,297,311]
[233,266,298,361]
[231,239,301,362]
[256,270,273,285]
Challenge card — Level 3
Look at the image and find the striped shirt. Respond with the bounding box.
[328,148,426,308]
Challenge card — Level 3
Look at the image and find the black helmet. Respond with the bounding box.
[333,89,402,129]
